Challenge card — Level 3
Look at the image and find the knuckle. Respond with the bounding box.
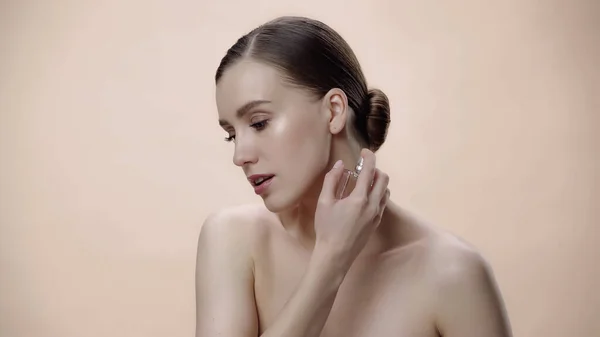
[318,198,333,207]
[369,205,380,218]
[350,195,368,206]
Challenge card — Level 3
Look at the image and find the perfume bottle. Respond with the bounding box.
[335,157,364,199]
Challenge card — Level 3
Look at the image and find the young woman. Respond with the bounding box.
[195,16,512,337]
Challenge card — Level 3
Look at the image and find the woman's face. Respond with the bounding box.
[215,59,334,212]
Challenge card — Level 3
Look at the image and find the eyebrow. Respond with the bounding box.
[218,100,271,126]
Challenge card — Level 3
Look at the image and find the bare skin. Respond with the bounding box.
[195,58,512,337]
[196,201,512,337]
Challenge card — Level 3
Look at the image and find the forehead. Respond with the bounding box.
[215,59,286,117]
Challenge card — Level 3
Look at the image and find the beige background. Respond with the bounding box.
[1,0,598,336]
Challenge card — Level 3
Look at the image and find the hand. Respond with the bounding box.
[313,148,390,270]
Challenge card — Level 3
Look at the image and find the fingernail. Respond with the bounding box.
[333,160,343,169]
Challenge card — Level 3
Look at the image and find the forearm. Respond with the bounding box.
[261,248,347,337]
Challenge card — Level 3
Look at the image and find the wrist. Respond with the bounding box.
[309,243,351,286]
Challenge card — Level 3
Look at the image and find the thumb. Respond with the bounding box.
[319,160,345,201]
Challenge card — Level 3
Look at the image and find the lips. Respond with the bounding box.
[248,174,274,186]
[248,174,275,195]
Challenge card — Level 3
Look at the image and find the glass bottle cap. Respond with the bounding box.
[355,157,364,174]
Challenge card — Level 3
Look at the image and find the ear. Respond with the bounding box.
[322,88,349,135]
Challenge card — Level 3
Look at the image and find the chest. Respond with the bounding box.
[253,243,437,337]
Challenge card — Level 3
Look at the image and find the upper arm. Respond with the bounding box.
[195,210,258,337]
[434,248,512,337]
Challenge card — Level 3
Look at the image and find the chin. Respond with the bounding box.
[260,174,319,214]
[261,191,300,214]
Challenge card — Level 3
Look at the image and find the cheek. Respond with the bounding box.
[270,111,329,149]
[275,114,329,158]
[274,116,331,186]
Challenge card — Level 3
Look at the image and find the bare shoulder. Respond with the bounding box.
[424,230,493,284]
[195,203,274,337]
[420,228,512,336]
[201,203,273,227]
[384,207,491,278]
[197,203,274,249]
[195,203,278,271]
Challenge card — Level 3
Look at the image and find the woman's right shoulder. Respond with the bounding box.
[195,204,271,335]
[196,203,274,251]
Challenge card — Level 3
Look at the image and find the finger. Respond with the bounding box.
[379,188,390,208]
[374,188,390,221]
[352,148,376,196]
[319,159,345,202]
[369,169,390,209]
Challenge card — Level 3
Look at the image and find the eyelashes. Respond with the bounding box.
[250,120,269,131]
[224,119,270,143]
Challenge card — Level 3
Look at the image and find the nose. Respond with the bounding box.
[232,134,258,167]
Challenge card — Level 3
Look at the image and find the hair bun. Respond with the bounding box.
[365,88,391,152]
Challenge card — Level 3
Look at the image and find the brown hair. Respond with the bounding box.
[215,16,391,152]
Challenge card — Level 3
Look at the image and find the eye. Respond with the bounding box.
[223,119,269,143]
[251,119,269,131]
